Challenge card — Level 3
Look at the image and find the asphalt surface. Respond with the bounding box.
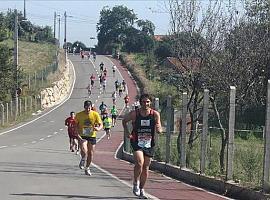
[0,54,232,200]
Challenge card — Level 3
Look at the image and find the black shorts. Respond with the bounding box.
[91,80,94,85]
[81,136,96,145]
[104,128,111,131]
[130,141,155,157]
[112,115,117,119]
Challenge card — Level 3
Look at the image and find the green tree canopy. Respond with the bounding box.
[0,44,13,101]
[136,19,155,35]
[97,5,137,53]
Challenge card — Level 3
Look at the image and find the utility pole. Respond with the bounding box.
[14,9,19,118]
[64,11,67,64]
[57,14,60,48]
[53,12,56,39]
[23,0,26,19]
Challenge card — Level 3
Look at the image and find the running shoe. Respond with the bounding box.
[85,167,92,176]
[79,159,85,169]
[76,150,80,155]
[132,184,140,196]
[139,189,148,199]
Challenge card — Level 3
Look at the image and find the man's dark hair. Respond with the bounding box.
[139,93,152,103]
[70,111,75,115]
[84,100,92,108]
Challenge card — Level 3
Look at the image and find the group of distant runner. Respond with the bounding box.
[64,54,162,199]
[80,50,96,61]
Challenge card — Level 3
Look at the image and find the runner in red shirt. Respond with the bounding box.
[65,111,79,154]
[90,74,95,89]
[124,94,130,108]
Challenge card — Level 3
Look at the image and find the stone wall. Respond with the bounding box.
[40,59,73,109]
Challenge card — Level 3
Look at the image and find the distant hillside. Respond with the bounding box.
[1,39,57,73]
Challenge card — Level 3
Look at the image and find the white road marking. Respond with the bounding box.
[47,135,52,138]
[39,138,44,141]
[93,121,159,200]
[31,141,36,144]
[0,146,7,149]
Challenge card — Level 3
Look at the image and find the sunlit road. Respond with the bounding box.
[0,54,140,200]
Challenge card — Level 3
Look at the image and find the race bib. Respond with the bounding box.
[141,119,150,126]
[138,134,152,148]
[82,127,93,137]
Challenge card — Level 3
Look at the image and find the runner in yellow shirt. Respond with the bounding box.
[75,100,103,176]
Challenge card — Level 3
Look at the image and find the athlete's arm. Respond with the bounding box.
[94,123,103,131]
[122,111,135,137]
[93,112,103,131]
[74,118,83,141]
[154,111,162,134]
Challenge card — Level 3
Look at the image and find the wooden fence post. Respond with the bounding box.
[226,86,236,180]
[24,96,27,112]
[0,103,4,126]
[180,92,187,168]
[154,97,160,147]
[200,89,209,174]
[6,102,9,124]
[165,96,172,164]
[263,80,270,192]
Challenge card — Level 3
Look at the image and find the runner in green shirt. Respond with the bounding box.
[110,105,118,127]
[103,114,112,139]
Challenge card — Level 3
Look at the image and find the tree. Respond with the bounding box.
[0,44,13,101]
[137,19,155,35]
[71,41,86,53]
[122,27,154,53]
[167,0,240,173]
[97,5,137,53]
[34,26,53,42]
[154,37,173,60]
[0,12,8,41]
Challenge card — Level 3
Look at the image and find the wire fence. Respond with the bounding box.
[0,52,59,129]
[123,83,270,191]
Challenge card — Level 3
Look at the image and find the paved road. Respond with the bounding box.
[0,54,139,200]
[0,54,231,200]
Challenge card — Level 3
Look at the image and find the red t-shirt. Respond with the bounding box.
[65,117,76,136]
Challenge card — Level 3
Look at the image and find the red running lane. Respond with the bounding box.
[109,57,138,104]
[94,57,228,200]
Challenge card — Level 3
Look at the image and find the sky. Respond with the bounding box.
[0,0,171,47]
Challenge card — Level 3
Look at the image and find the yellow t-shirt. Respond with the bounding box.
[75,110,102,138]
[103,117,112,129]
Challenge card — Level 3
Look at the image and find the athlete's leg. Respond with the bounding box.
[69,137,72,150]
[106,129,111,139]
[133,150,144,184]
[70,138,75,151]
[139,155,151,189]
[85,142,95,168]
[79,139,88,160]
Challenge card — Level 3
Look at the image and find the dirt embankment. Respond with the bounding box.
[120,54,153,95]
